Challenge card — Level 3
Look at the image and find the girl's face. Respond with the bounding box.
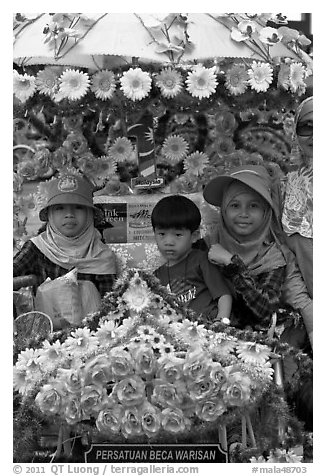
[50,204,90,237]
[296,110,313,158]
[224,190,266,239]
[154,227,196,266]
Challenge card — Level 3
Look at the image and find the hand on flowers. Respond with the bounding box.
[208,244,233,266]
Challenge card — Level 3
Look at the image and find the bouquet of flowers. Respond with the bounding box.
[14,270,276,447]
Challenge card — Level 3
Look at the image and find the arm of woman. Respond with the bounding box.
[208,244,285,321]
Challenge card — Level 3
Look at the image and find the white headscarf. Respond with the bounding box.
[31,207,116,274]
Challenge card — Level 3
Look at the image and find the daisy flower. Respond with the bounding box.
[248,61,273,92]
[236,342,270,365]
[161,135,189,164]
[91,70,116,100]
[183,151,210,176]
[137,325,156,339]
[186,65,217,99]
[120,67,152,101]
[95,155,118,179]
[15,348,42,371]
[63,328,99,356]
[59,69,90,101]
[230,21,256,42]
[35,67,62,97]
[13,70,36,102]
[155,68,183,98]
[122,281,152,313]
[96,320,117,345]
[108,137,134,163]
[289,62,306,93]
[224,64,248,95]
[159,343,176,356]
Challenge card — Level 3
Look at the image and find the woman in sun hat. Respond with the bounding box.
[201,164,312,337]
[13,173,116,321]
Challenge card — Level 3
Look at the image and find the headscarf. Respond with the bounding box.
[295,96,313,125]
[31,207,116,274]
[214,181,286,275]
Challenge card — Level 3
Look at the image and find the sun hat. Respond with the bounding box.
[203,165,273,208]
[39,174,102,222]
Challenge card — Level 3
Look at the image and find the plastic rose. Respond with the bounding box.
[139,402,161,438]
[132,345,157,378]
[187,376,215,401]
[158,356,184,384]
[195,398,227,422]
[112,376,146,407]
[209,362,227,389]
[63,395,82,424]
[83,354,112,386]
[183,348,211,381]
[96,401,123,435]
[151,379,185,408]
[222,371,252,407]
[35,382,66,415]
[56,368,83,394]
[80,385,109,419]
[109,347,134,379]
[121,407,143,438]
[161,407,191,434]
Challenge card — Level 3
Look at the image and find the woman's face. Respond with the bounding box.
[50,204,90,237]
[224,189,266,239]
[296,110,313,158]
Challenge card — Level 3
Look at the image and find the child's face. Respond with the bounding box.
[224,191,266,239]
[154,227,196,266]
[296,110,313,158]
[50,204,90,237]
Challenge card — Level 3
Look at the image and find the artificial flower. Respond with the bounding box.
[161,135,189,164]
[169,173,201,194]
[230,21,256,41]
[63,395,82,425]
[62,131,89,156]
[96,403,123,435]
[59,69,90,100]
[80,385,108,418]
[63,327,98,356]
[113,376,146,407]
[188,377,215,401]
[224,64,248,95]
[152,379,185,408]
[259,27,282,45]
[121,407,143,438]
[56,368,83,394]
[155,68,183,98]
[161,407,191,434]
[158,356,184,384]
[222,371,251,406]
[195,398,227,422]
[35,382,66,415]
[120,68,152,101]
[248,61,273,92]
[183,151,210,176]
[109,347,134,379]
[289,62,306,94]
[140,402,161,438]
[137,325,156,339]
[83,354,113,386]
[185,65,217,99]
[91,70,116,100]
[16,193,37,217]
[13,70,37,102]
[214,111,238,135]
[95,320,117,345]
[35,67,62,97]
[122,277,152,313]
[266,448,303,463]
[236,342,270,365]
[183,348,210,382]
[108,137,134,163]
[133,345,157,377]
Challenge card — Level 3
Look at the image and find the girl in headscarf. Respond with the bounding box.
[202,165,287,330]
[13,174,116,326]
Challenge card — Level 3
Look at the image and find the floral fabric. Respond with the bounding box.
[282,166,313,239]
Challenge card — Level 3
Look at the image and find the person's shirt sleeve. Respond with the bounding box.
[201,255,231,300]
[13,240,38,277]
[281,245,312,311]
[223,254,285,320]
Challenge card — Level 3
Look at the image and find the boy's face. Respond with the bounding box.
[225,190,266,239]
[154,227,196,266]
[50,204,90,237]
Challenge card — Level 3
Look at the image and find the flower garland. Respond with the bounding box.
[13,269,312,462]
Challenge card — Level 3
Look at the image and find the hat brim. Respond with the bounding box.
[203,174,273,208]
[39,194,102,221]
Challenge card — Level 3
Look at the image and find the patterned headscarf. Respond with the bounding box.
[215,181,286,275]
